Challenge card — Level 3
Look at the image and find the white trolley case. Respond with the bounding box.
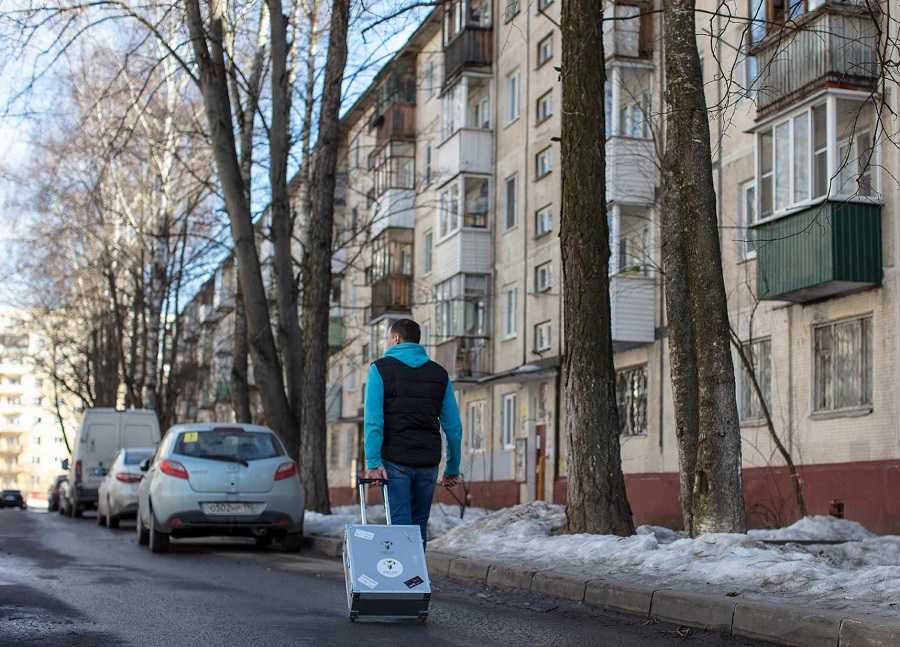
[343,479,431,622]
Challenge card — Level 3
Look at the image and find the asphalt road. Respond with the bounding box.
[0,509,773,647]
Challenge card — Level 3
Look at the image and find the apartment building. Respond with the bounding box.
[318,0,900,532]
[0,309,70,500]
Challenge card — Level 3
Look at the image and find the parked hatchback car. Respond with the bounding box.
[136,423,304,554]
[97,447,155,528]
[0,489,26,509]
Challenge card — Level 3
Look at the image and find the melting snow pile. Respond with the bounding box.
[428,502,900,612]
[305,503,487,540]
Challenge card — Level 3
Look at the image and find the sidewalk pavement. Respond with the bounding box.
[306,534,900,647]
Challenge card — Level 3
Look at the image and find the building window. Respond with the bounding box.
[439,176,490,238]
[352,135,361,168]
[501,393,517,448]
[814,316,873,413]
[346,361,358,391]
[427,58,437,97]
[328,429,341,469]
[506,69,520,124]
[536,89,553,124]
[535,146,554,179]
[534,321,551,352]
[504,174,518,230]
[620,93,650,138]
[756,100,876,219]
[739,338,771,423]
[504,0,519,22]
[425,143,433,184]
[439,183,460,238]
[421,319,432,347]
[739,181,757,259]
[617,365,648,436]
[535,205,553,237]
[502,286,518,338]
[435,274,490,339]
[537,34,553,67]
[424,230,433,274]
[466,400,486,451]
[535,261,552,292]
[537,0,553,10]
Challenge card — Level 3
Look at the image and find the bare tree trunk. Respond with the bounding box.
[185,0,299,458]
[301,0,350,514]
[661,0,745,535]
[560,0,634,536]
[268,0,306,437]
[231,274,252,423]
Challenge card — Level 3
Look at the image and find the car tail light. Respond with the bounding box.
[75,460,82,484]
[274,462,297,481]
[168,516,183,528]
[116,473,142,484]
[159,459,189,480]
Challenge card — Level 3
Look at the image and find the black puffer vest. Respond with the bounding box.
[375,356,449,467]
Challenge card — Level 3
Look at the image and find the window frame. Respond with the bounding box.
[534,320,552,352]
[738,337,772,424]
[535,145,554,179]
[739,180,758,260]
[536,89,553,125]
[534,260,552,293]
[616,364,649,436]
[811,315,873,415]
[502,286,518,339]
[504,173,518,230]
[466,400,486,452]
[500,393,517,448]
[535,204,553,238]
[536,33,553,68]
[505,69,521,125]
[423,229,433,274]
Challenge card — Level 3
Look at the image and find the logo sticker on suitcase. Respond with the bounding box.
[376,558,404,578]
[358,574,378,589]
[404,576,424,589]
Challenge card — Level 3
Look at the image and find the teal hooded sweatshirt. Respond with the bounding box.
[364,343,462,476]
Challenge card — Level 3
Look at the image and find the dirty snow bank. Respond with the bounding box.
[428,502,900,612]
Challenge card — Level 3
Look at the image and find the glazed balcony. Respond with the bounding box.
[610,274,656,350]
[368,274,413,323]
[603,2,654,60]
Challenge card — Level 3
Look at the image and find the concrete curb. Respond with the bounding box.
[303,535,894,647]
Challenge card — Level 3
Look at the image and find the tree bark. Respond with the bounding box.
[231,272,252,423]
[185,0,299,458]
[301,0,350,513]
[560,0,634,536]
[661,0,746,535]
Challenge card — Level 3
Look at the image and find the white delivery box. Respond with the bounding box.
[343,480,431,623]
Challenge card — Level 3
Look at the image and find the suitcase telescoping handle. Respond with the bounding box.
[357,478,391,526]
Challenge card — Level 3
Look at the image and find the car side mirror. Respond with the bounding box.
[61,458,70,471]
[139,458,150,472]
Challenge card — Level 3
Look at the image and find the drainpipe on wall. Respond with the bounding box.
[657,2,667,457]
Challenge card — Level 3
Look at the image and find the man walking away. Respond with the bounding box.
[363,318,462,547]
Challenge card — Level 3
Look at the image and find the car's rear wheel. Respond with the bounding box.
[148,509,170,554]
[254,535,273,549]
[97,509,106,526]
[107,510,119,529]
[281,533,303,553]
[136,509,149,546]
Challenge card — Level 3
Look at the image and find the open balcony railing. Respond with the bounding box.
[751,6,879,115]
[444,27,493,83]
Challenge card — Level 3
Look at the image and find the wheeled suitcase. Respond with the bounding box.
[343,478,431,623]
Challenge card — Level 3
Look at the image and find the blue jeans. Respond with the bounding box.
[383,459,438,547]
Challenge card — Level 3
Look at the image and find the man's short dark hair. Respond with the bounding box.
[390,318,421,344]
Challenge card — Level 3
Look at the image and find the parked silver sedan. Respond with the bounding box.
[136,423,304,554]
[97,447,155,528]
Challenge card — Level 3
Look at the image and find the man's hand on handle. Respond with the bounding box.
[442,473,460,488]
[363,466,388,483]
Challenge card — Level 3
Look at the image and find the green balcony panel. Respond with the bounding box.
[328,317,344,351]
[755,201,882,303]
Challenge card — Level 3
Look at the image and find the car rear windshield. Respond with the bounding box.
[124,451,153,465]
[2,490,21,496]
[173,430,284,462]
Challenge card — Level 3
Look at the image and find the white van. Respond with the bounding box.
[61,409,160,518]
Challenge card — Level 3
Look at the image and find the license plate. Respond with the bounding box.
[202,502,263,516]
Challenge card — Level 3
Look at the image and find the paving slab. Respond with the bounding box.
[732,600,841,647]
[650,589,736,633]
[839,617,900,647]
[448,557,491,583]
[584,579,657,617]
[486,563,539,591]
[530,572,588,602]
